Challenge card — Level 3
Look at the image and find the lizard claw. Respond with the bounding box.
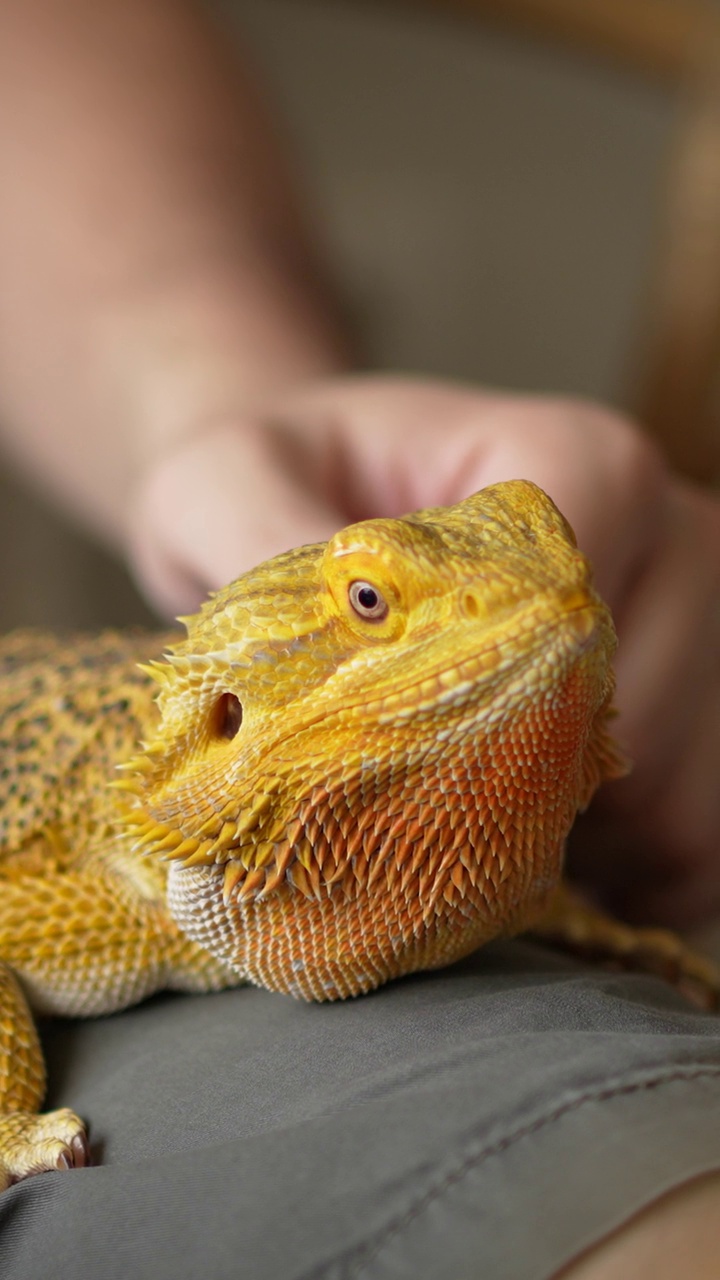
[70,1131,90,1172]
[70,1130,92,1168]
[0,1108,90,1187]
[56,1137,90,1171]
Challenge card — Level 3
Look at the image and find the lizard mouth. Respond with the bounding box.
[260,595,615,746]
[343,597,610,715]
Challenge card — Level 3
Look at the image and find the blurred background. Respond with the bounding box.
[1,0,716,632]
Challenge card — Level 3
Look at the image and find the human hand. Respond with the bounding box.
[129,375,720,925]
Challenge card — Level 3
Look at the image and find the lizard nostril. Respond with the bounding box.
[213,692,243,741]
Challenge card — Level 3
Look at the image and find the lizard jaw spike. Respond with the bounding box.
[136,661,171,686]
[223,861,245,903]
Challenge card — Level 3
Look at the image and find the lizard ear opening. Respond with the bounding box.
[212,692,243,741]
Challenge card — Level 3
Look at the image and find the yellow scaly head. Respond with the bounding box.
[123,480,627,1000]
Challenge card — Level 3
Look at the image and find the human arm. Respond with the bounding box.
[0,0,350,567]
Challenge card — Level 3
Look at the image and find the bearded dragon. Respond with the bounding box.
[0,479,717,1189]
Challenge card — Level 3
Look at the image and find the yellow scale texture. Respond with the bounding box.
[0,480,717,1185]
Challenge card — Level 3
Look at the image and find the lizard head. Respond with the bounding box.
[122,479,628,998]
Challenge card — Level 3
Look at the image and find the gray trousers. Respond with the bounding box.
[2,941,719,1279]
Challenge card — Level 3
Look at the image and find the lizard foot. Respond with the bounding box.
[531,884,720,1011]
[0,1108,90,1189]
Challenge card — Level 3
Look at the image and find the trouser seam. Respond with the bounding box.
[337,1062,720,1279]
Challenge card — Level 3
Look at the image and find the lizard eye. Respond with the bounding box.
[213,692,243,740]
[348,580,388,621]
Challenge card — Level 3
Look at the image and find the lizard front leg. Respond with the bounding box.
[0,866,237,1187]
[0,963,89,1188]
[530,882,720,1010]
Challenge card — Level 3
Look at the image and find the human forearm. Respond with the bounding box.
[0,0,349,543]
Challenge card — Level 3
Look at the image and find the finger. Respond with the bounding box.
[129,418,345,614]
[269,377,667,611]
[641,679,720,923]
[610,483,720,795]
[463,399,668,609]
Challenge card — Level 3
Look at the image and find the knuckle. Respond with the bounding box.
[579,402,665,497]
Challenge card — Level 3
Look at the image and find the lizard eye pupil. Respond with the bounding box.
[213,692,243,740]
[348,580,388,621]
